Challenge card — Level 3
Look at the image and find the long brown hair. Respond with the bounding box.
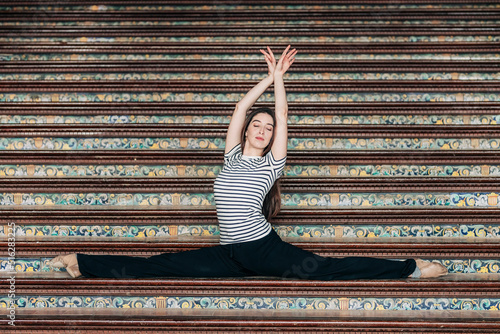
[240,108,282,220]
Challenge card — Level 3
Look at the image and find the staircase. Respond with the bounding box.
[1,0,500,332]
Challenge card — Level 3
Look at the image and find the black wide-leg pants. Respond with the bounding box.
[77,229,416,280]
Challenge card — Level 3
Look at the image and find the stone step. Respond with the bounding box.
[1,1,498,11]
[2,151,498,167]
[3,206,498,222]
[1,102,499,125]
[2,243,499,270]
[2,19,498,28]
[1,61,498,82]
[3,25,499,36]
[2,42,498,62]
[2,308,500,333]
[3,80,499,91]
[2,176,499,190]
[1,134,499,151]
[2,207,500,238]
[2,4,498,20]
[3,114,499,125]
[1,273,499,312]
[1,81,498,103]
[6,222,500,239]
[2,34,497,44]
[5,272,500,297]
[5,235,500,257]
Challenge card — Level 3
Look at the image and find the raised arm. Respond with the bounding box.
[225,51,276,154]
[262,45,297,160]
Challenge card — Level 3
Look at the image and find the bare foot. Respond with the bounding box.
[414,259,448,278]
[48,254,82,278]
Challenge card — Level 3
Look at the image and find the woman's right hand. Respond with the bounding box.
[260,46,277,77]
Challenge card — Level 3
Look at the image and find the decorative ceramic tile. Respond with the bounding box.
[5,224,219,238]
[2,19,499,27]
[1,72,499,81]
[275,224,500,239]
[1,36,498,44]
[282,192,500,208]
[4,224,498,239]
[0,258,39,273]
[2,163,498,178]
[287,164,500,177]
[0,137,227,150]
[1,4,498,11]
[1,137,499,151]
[7,294,500,311]
[1,192,499,208]
[2,92,499,103]
[1,115,499,125]
[2,53,499,62]
[0,164,223,178]
[0,192,214,206]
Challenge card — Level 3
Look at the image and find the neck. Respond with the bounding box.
[243,141,264,157]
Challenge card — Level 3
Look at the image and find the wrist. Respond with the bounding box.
[273,72,284,79]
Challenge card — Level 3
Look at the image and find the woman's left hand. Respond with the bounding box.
[274,45,297,77]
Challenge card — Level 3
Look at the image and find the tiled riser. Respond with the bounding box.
[1,192,499,207]
[3,37,499,43]
[2,4,499,10]
[3,54,499,61]
[1,115,499,125]
[1,164,499,177]
[2,296,499,311]
[1,138,500,150]
[4,224,499,239]
[1,92,499,102]
[1,73,499,81]
[3,20,500,26]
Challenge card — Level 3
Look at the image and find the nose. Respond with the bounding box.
[259,127,264,134]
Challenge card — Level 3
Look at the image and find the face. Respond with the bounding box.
[244,112,274,155]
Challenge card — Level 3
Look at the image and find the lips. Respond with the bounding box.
[256,136,265,141]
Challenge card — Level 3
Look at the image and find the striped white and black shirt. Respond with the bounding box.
[214,144,286,245]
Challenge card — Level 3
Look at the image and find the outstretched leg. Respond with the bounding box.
[55,245,253,278]
[233,230,421,280]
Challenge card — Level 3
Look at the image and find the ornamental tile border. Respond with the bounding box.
[1,164,499,178]
[0,295,497,311]
[1,138,499,150]
[3,54,499,62]
[2,224,498,239]
[2,19,500,27]
[1,72,499,81]
[1,36,498,44]
[0,192,499,207]
[1,92,499,103]
[2,4,499,11]
[1,115,500,125]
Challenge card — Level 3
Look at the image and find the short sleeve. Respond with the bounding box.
[224,143,242,164]
[268,151,287,178]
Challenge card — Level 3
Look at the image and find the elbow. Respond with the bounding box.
[276,107,288,120]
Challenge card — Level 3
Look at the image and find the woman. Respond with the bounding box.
[50,46,447,280]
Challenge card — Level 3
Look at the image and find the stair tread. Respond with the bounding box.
[2,307,499,322]
[3,271,499,282]
[10,235,500,243]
